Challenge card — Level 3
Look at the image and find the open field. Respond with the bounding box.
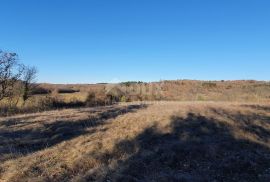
[41,80,270,102]
[2,1,269,181]
[0,101,270,181]
[1,80,270,116]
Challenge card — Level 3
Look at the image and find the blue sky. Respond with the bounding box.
[1,0,270,83]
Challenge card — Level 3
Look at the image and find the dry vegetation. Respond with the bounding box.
[1,80,270,116]
[41,80,270,103]
[1,101,270,181]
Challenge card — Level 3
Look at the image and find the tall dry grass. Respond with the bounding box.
[0,101,269,181]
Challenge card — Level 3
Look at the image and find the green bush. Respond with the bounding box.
[120,95,127,102]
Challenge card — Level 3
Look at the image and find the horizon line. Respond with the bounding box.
[38,79,270,85]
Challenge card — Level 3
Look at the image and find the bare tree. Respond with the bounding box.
[21,66,38,103]
[0,50,23,101]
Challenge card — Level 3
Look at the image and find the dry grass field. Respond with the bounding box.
[0,101,270,181]
[42,80,270,102]
[2,1,269,181]
[1,80,270,116]
[39,80,270,103]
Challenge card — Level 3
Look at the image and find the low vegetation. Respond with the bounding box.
[57,88,80,94]
[38,80,270,104]
[0,102,269,181]
[2,78,270,116]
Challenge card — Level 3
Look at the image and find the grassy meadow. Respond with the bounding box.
[1,101,270,181]
[0,80,270,181]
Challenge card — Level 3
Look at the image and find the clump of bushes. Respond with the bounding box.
[120,95,127,102]
[197,95,205,101]
[0,95,85,116]
[85,92,110,107]
[120,81,144,87]
[85,92,97,107]
[50,98,84,108]
[57,88,80,94]
[31,87,52,95]
[85,87,128,107]
[202,82,217,88]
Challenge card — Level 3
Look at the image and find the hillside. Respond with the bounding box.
[40,80,270,102]
[1,102,270,181]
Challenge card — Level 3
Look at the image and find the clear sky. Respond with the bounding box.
[1,0,270,83]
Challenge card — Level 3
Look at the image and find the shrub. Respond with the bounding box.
[85,92,96,106]
[31,87,52,95]
[120,81,144,87]
[197,95,205,101]
[120,95,127,102]
[106,87,125,103]
[202,82,217,88]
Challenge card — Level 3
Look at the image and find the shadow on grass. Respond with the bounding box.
[210,107,270,142]
[88,113,270,182]
[0,104,147,162]
[241,104,270,112]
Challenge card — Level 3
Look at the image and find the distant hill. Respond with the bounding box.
[39,80,270,102]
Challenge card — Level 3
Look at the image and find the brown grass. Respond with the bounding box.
[0,101,270,181]
[1,80,270,116]
[40,80,270,103]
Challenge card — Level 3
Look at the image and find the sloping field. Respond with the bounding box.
[40,80,270,102]
[0,102,270,181]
